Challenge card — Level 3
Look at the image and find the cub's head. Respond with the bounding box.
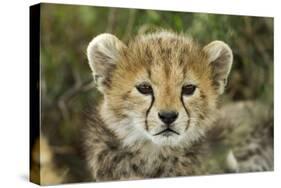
[87,32,233,147]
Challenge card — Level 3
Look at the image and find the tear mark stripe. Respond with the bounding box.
[180,95,191,130]
[145,95,155,131]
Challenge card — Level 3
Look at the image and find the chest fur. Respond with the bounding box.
[86,138,202,181]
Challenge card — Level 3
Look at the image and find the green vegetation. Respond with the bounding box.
[39,3,273,182]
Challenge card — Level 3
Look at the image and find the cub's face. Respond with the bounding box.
[87,32,233,147]
[118,62,214,146]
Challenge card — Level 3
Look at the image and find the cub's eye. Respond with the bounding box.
[182,84,196,96]
[136,83,153,95]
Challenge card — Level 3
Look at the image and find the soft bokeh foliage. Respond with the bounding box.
[39,3,273,183]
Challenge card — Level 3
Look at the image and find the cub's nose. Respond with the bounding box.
[158,111,178,125]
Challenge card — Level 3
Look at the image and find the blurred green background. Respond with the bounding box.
[38,3,273,183]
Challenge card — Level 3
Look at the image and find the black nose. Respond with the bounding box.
[158,111,178,125]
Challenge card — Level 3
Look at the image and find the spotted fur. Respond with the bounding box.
[83,31,242,181]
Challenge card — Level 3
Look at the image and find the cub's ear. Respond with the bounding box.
[203,41,233,95]
[87,33,126,92]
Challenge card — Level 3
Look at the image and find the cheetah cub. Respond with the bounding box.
[83,31,233,181]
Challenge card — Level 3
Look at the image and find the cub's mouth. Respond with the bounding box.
[153,128,180,137]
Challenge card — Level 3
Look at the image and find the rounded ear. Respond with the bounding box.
[87,33,126,92]
[203,41,233,94]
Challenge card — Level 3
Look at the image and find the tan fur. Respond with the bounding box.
[83,31,235,181]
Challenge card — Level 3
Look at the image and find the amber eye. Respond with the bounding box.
[136,83,153,95]
[182,85,196,96]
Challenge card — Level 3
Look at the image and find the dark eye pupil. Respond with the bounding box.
[136,84,153,95]
[182,85,196,95]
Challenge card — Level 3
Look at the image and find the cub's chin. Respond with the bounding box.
[151,132,183,146]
